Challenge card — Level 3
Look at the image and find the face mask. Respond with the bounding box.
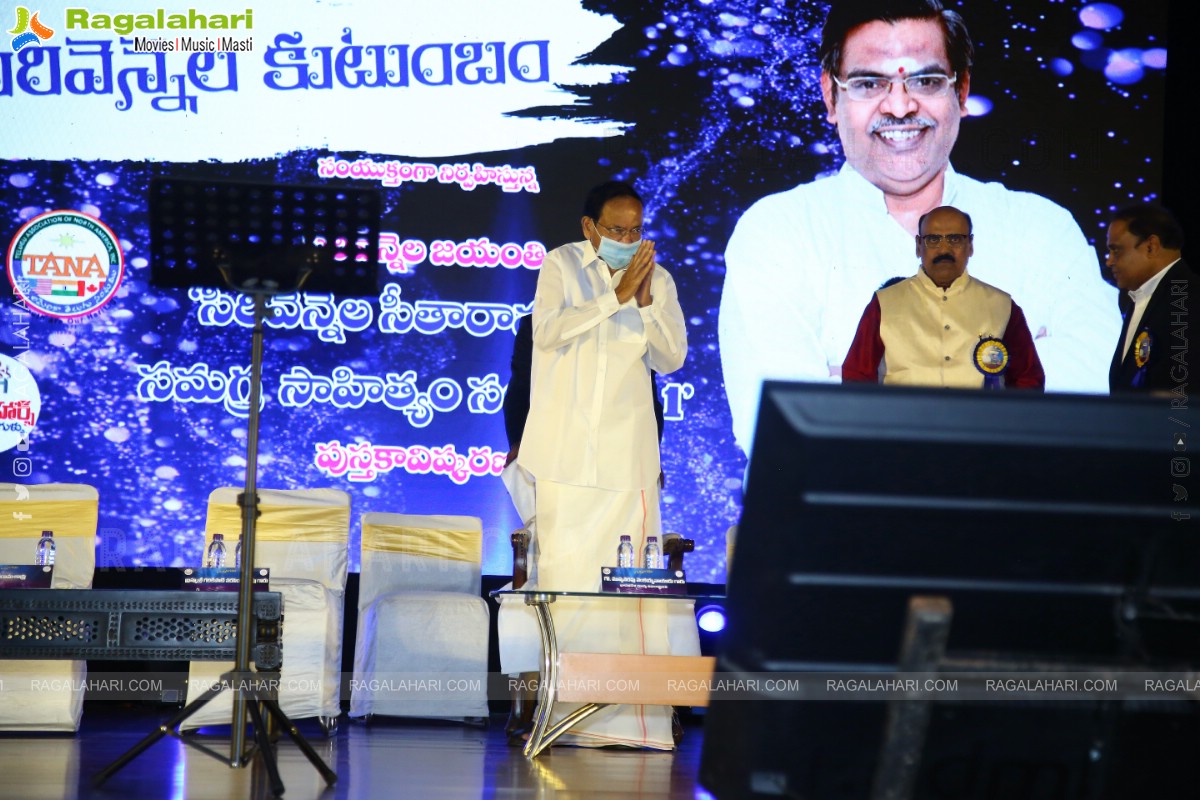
[596,236,640,269]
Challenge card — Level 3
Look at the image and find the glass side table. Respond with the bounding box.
[491,588,723,758]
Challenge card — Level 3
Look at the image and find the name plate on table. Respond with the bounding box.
[600,567,686,595]
[0,565,53,589]
[180,567,270,592]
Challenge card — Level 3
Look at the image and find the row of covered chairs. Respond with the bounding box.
[1,483,491,733]
[183,489,490,732]
[0,483,100,732]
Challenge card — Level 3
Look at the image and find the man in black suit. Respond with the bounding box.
[1107,204,1196,394]
[501,313,536,467]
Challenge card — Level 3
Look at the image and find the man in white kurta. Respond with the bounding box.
[517,181,699,749]
[719,1,1118,454]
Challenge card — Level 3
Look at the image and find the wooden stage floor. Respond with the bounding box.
[0,702,714,800]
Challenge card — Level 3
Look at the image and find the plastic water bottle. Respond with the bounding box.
[34,530,55,567]
[617,535,635,568]
[206,533,227,568]
[642,536,661,570]
[234,534,243,569]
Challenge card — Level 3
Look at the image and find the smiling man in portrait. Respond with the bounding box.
[719,0,1117,452]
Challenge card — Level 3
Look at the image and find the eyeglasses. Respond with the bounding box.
[919,233,972,247]
[832,72,957,102]
[594,221,643,241]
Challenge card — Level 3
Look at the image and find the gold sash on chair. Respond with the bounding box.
[204,501,350,545]
[361,521,481,564]
[0,500,99,539]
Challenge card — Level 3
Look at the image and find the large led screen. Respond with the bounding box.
[1,1,1170,577]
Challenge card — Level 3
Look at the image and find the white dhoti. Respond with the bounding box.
[534,478,700,749]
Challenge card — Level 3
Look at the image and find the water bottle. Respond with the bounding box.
[642,536,661,570]
[205,533,227,568]
[234,534,243,569]
[617,535,635,567]
[34,530,55,567]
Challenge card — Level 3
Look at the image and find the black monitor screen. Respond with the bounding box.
[701,383,1198,799]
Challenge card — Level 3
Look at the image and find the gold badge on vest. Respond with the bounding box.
[1132,329,1153,387]
[973,336,1009,389]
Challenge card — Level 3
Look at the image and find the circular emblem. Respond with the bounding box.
[0,354,41,454]
[973,336,1009,376]
[1133,329,1152,369]
[7,210,125,319]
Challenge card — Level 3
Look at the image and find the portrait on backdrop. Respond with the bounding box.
[718,0,1122,454]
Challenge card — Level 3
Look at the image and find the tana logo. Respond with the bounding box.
[7,7,55,51]
[6,210,125,319]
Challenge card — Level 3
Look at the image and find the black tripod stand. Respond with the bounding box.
[95,177,381,795]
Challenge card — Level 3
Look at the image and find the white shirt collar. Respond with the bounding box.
[1127,258,1181,304]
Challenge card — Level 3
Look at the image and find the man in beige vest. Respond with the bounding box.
[842,205,1045,388]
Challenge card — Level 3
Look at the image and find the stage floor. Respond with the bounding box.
[0,702,712,800]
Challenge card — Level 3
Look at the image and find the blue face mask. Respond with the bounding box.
[596,236,640,269]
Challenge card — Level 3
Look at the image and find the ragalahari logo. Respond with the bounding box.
[7,210,125,319]
[7,7,55,51]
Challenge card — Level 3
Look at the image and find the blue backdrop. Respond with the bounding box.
[1,0,1169,579]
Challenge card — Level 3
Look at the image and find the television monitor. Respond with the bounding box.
[700,382,1199,799]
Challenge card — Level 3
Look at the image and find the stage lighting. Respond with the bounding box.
[697,604,726,634]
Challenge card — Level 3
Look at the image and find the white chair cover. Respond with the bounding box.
[0,482,99,732]
[350,513,489,720]
[180,487,349,729]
